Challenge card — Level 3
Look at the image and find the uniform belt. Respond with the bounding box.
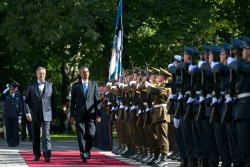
[206,94,212,98]
[143,102,148,106]
[153,104,167,108]
[196,91,201,95]
[185,91,190,95]
[237,92,250,99]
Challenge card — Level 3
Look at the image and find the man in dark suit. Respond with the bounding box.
[25,67,56,162]
[70,66,101,163]
[21,89,32,141]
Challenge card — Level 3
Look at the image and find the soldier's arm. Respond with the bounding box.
[237,59,250,75]
[146,84,161,95]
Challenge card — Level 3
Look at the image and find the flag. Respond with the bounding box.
[109,0,123,82]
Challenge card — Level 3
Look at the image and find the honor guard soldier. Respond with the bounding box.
[228,36,250,167]
[0,81,22,147]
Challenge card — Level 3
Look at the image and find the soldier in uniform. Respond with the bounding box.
[0,81,22,147]
[145,67,171,166]
[228,36,250,167]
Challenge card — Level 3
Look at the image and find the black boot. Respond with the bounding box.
[188,158,198,167]
[129,148,139,159]
[179,159,188,167]
[140,150,150,163]
[119,145,129,155]
[168,151,178,160]
[153,153,168,167]
[147,153,162,165]
[198,158,209,167]
[208,162,219,167]
[123,147,134,157]
[142,151,154,163]
[135,148,145,161]
[112,145,123,154]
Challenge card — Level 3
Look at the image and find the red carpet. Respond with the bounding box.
[19,150,136,167]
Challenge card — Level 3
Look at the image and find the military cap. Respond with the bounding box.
[201,45,210,55]
[102,82,107,87]
[222,41,231,55]
[174,55,182,62]
[151,67,160,75]
[141,69,146,76]
[242,36,250,49]
[230,37,243,50]
[209,44,222,54]
[184,46,200,56]
[9,80,19,88]
[125,69,132,76]
[98,82,103,86]
[160,68,172,78]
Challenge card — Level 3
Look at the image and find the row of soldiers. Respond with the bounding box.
[105,35,250,167]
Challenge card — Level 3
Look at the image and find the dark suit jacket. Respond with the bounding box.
[0,93,23,118]
[25,81,56,122]
[70,80,101,122]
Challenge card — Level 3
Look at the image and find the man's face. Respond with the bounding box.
[9,87,16,94]
[242,48,250,61]
[79,68,89,80]
[22,90,26,96]
[125,75,132,83]
[183,54,190,63]
[209,53,213,63]
[141,76,147,83]
[149,74,156,82]
[155,75,162,82]
[36,69,46,82]
[204,53,209,62]
[219,51,227,65]
[98,86,103,92]
[103,86,109,93]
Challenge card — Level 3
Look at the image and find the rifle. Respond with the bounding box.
[221,30,235,123]
[119,68,125,120]
[136,67,145,127]
[175,42,185,117]
[144,63,152,125]
[110,93,116,122]
[167,42,176,114]
[184,40,195,120]
[197,37,207,120]
[130,65,138,123]
[210,31,221,123]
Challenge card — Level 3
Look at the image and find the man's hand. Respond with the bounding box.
[52,119,56,125]
[96,116,101,123]
[71,117,75,125]
[26,113,32,121]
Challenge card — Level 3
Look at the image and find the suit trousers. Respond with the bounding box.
[76,114,96,155]
[32,121,51,158]
[174,117,186,159]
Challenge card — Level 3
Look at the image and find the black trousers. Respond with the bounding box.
[22,117,32,140]
[76,113,96,157]
[4,117,18,145]
[202,117,219,164]
[32,121,51,158]
[174,116,186,159]
[236,119,250,167]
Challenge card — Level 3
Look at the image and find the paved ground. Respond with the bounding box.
[0,138,181,167]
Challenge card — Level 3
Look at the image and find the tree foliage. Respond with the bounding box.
[0,0,249,106]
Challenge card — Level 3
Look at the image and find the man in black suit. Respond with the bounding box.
[70,66,101,163]
[25,67,56,162]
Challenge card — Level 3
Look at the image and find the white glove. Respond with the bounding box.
[146,108,150,112]
[3,87,9,94]
[211,97,218,105]
[169,94,177,100]
[129,81,137,86]
[111,107,115,111]
[111,86,117,89]
[198,96,205,103]
[145,81,151,88]
[227,57,236,65]
[136,84,140,90]
[138,110,142,114]
[173,118,180,128]
[119,83,124,88]
[177,94,184,100]
[120,104,125,109]
[187,97,198,104]
[198,61,206,68]
[18,116,22,120]
[188,65,197,72]
[210,61,219,69]
[168,62,176,68]
[107,101,112,105]
[125,106,128,111]
[107,82,112,86]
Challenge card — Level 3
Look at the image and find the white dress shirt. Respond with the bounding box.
[38,80,45,91]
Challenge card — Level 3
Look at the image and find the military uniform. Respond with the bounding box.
[0,82,22,147]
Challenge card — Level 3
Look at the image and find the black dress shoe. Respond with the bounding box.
[34,156,40,161]
[87,151,91,159]
[82,157,87,163]
[45,158,50,162]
